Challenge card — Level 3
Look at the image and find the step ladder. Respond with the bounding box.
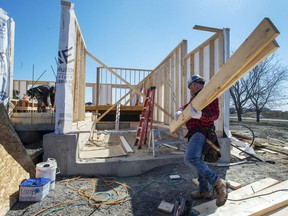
[134,86,156,148]
[148,128,186,157]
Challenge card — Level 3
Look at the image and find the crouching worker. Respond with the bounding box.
[174,74,228,207]
[27,85,55,112]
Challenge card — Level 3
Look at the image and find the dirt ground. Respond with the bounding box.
[6,120,288,216]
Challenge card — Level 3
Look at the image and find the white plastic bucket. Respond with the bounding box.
[36,161,60,190]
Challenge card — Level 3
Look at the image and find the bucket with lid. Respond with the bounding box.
[36,159,60,190]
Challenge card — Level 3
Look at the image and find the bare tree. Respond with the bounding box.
[230,53,288,122]
[248,55,288,122]
[229,78,251,121]
[229,60,263,121]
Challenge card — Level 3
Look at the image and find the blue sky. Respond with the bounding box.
[1,0,288,108]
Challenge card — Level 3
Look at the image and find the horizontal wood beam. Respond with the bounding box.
[193,25,223,33]
[97,66,152,72]
[85,105,143,112]
[91,89,137,125]
[91,90,132,125]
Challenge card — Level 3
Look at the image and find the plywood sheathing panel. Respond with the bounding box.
[0,104,35,216]
[170,18,279,133]
[0,105,35,174]
[0,145,30,216]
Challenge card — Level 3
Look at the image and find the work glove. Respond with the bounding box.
[174,110,182,120]
[190,107,202,119]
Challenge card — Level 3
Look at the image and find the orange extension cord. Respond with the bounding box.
[33,176,134,216]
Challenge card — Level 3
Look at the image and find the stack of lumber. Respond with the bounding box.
[232,132,288,156]
[193,178,288,215]
[10,99,38,112]
[170,18,279,133]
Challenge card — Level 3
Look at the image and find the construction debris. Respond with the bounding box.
[193,178,288,215]
[192,178,242,190]
[158,200,175,213]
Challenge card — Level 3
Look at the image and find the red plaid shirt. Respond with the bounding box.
[179,98,219,132]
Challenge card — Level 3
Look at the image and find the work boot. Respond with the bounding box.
[191,191,212,200]
[214,178,229,207]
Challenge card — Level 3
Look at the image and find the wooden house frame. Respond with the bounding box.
[12,1,231,137]
[12,3,279,139]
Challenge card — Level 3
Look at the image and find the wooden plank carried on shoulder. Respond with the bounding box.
[170,18,279,133]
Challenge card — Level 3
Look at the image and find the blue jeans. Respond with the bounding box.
[184,132,218,193]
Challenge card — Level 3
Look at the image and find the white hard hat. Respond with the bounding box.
[187,75,205,89]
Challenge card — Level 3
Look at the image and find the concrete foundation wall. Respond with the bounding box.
[43,132,185,177]
[43,132,231,177]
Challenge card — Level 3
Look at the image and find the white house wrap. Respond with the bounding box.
[0,8,14,107]
[55,2,76,133]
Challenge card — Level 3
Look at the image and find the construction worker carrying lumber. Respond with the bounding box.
[174,74,228,207]
[27,85,55,112]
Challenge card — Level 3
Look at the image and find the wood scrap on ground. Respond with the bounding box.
[158,200,175,213]
[120,136,134,153]
[230,146,249,160]
[227,180,242,190]
[192,178,241,190]
[98,133,105,141]
[255,149,266,154]
[216,160,248,167]
[260,144,288,156]
[231,132,262,148]
[192,178,199,186]
[214,180,288,216]
[261,148,278,154]
[193,178,287,216]
[231,131,288,156]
